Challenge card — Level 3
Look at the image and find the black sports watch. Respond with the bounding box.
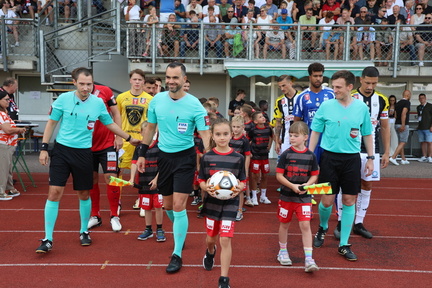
[366,155,375,160]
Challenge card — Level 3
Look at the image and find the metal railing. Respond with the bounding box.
[125,21,432,76]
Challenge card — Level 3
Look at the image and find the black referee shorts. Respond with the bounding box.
[49,142,93,191]
[318,150,361,196]
[157,147,196,196]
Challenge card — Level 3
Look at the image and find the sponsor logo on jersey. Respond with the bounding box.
[140,98,147,104]
[304,94,310,101]
[281,98,286,105]
[353,93,360,99]
[126,106,144,126]
[306,100,312,104]
[87,120,95,130]
[132,98,138,105]
[350,128,359,138]
[204,115,210,126]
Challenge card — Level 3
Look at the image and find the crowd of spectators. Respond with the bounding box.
[122,0,432,65]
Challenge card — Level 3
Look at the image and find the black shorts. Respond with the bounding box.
[318,150,361,196]
[92,146,118,174]
[49,142,93,190]
[157,147,196,196]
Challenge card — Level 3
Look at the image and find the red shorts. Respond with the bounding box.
[250,159,270,174]
[193,170,199,186]
[277,200,312,223]
[205,217,235,238]
[139,194,163,210]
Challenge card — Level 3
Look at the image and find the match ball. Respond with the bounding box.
[208,170,239,200]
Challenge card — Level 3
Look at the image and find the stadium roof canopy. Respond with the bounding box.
[224,61,374,79]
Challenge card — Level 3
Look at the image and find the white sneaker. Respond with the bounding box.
[252,197,259,206]
[259,197,271,204]
[305,258,319,273]
[139,208,146,217]
[389,158,399,166]
[419,61,425,67]
[87,216,102,229]
[428,157,432,163]
[0,193,13,201]
[277,250,292,266]
[418,156,428,162]
[110,216,122,232]
[401,159,410,165]
[244,199,254,207]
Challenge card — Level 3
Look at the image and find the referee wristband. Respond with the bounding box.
[40,143,49,151]
[137,144,149,157]
[126,135,132,142]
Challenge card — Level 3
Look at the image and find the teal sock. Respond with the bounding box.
[173,210,188,257]
[340,204,355,246]
[79,198,92,233]
[304,247,313,260]
[44,200,59,241]
[318,202,332,230]
[166,210,175,223]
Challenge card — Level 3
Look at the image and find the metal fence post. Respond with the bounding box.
[393,22,401,78]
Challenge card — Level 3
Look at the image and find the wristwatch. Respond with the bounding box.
[366,155,375,160]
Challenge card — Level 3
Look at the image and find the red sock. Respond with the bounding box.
[107,185,120,217]
[90,184,101,217]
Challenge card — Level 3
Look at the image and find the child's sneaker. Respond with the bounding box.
[305,258,319,272]
[251,197,259,206]
[203,246,216,271]
[137,229,153,240]
[235,210,243,221]
[244,199,254,207]
[156,228,166,242]
[277,249,292,266]
[259,196,271,204]
[191,196,201,205]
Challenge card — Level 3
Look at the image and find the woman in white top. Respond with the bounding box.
[0,0,19,47]
[243,10,262,58]
[124,0,142,62]
[257,7,273,36]
[143,6,163,58]
[410,4,425,29]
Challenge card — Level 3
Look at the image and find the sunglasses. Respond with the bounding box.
[361,11,367,13]
[426,17,432,19]
[2,98,11,101]
[381,10,387,12]
[227,11,234,12]
[416,7,423,10]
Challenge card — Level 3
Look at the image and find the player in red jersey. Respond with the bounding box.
[87,84,124,232]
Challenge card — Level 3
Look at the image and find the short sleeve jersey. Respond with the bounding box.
[229,135,251,156]
[132,141,159,194]
[228,99,245,113]
[293,87,335,128]
[248,125,273,160]
[276,147,319,203]
[351,89,389,153]
[272,92,299,143]
[0,111,18,146]
[49,91,113,149]
[198,148,246,221]
[147,91,209,153]
[116,90,153,140]
[92,85,117,152]
[311,98,373,154]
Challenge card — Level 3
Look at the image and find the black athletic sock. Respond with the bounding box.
[157,224,162,230]
[146,225,152,231]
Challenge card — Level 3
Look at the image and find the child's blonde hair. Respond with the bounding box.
[289,121,309,135]
[231,115,244,125]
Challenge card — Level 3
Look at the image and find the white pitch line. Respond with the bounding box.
[0,263,431,274]
[2,230,432,240]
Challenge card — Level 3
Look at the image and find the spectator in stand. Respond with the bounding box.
[341,0,360,18]
[0,0,20,47]
[383,0,396,18]
[355,6,371,25]
[299,8,318,51]
[324,24,342,60]
[232,0,248,21]
[218,0,232,20]
[420,0,432,15]
[389,90,411,166]
[187,0,203,19]
[311,0,322,21]
[247,0,260,18]
[140,0,156,15]
[318,12,335,50]
[180,16,200,58]
[337,8,355,25]
[222,6,237,24]
[263,21,286,59]
[277,8,293,30]
[162,14,182,60]
[224,17,243,58]
[257,6,273,36]
[160,0,175,23]
[399,19,417,66]
[415,14,432,67]
[203,0,220,18]
[387,5,405,25]
[92,0,106,14]
[203,6,220,22]
[372,6,388,25]
[260,0,277,19]
[205,15,224,59]
[174,0,187,23]
[401,0,414,24]
[143,6,163,59]
[58,1,77,23]
[321,0,341,21]
[124,0,142,62]
[242,9,262,58]
[410,4,425,28]
[20,0,38,20]
[356,19,375,60]
[416,93,432,163]
[365,0,379,17]
[374,18,393,66]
